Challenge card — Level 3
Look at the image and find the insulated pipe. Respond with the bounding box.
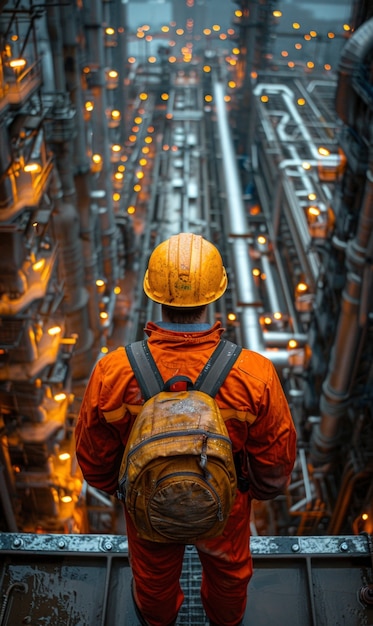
[213,80,297,369]
[253,83,320,160]
[213,81,250,238]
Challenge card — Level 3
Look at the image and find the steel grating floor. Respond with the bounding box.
[1,533,373,625]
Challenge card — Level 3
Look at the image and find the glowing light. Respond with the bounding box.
[288,61,295,68]
[128,57,136,64]
[139,158,147,166]
[318,146,330,156]
[111,144,121,153]
[161,93,169,100]
[169,56,176,63]
[203,65,211,73]
[295,43,302,50]
[107,70,118,79]
[288,339,298,349]
[96,279,105,288]
[304,34,311,41]
[142,146,150,154]
[128,134,137,143]
[308,206,320,217]
[296,282,308,293]
[139,92,148,101]
[307,61,315,69]
[54,393,67,402]
[144,136,153,144]
[101,346,109,354]
[133,183,141,192]
[228,80,236,88]
[61,495,73,504]
[161,25,170,33]
[257,235,267,245]
[111,109,120,120]
[260,95,269,103]
[105,27,115,35]
[113,192,121,202]
[114,286,121,295]
[85,101,94,111]
[148,56,157,63]
[327,32,335,39]
[232,47,240,55]
[127,205,136,215]
[9,57,26,69]
[302,162,312,170]
[292,22,300,29]
[224,95,231,102]
[362,513,369,521]
[48,326,61,336]
[92,154,102,164]
[281,50,289,57]
[273,10,282,17]
[308,193,317,201]
[310,30,317,37]
[343,24,351,32]
[136,171,144,180]
[59,453,71,461]
[273,312,282,320]
[176,28,184,35]
[324,64,332,71]
[134,116,143,124]
[24,163,41,173]
[234,10,243,18]
[204,94,213,103]
[100,311,109,320]
[203,28,212,35]
[264,317,272,325]
[297,98,306,106]
[33,259,46,272]
[212,24,221,32]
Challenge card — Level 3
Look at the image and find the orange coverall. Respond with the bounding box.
[75,321,297,626]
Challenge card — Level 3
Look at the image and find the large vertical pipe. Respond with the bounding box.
[83,0,118,292]
[311,155,373,464]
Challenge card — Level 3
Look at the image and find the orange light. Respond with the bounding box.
[59,453,71,461]
[48,326,61,336]
[54,393,67,402]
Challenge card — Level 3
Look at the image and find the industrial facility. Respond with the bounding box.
[0,0,372,623]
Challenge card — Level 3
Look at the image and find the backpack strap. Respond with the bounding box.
[125,340,163,401]
[194,339,242,397]
[126,339,241,401]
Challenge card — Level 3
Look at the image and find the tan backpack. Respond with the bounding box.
[117,339,241,543]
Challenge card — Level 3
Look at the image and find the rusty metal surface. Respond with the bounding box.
[0,534,372,625]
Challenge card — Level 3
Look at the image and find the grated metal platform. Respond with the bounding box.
[0,533,372,625]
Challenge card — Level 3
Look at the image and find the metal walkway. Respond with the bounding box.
[1,533,372,625]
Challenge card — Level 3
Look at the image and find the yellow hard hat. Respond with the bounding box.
[143,232,228,307]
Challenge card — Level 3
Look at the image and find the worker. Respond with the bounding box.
[75,232,297,626]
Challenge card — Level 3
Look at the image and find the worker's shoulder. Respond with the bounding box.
[95,346,127,372]
[235,347,275,380]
